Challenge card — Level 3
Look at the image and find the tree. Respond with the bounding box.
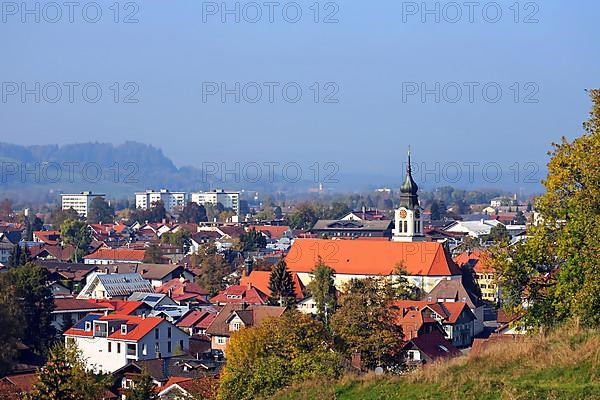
[273,206,283,220]
[19,244,31,265]
[238,228,267,253]
[0,274,25,376]
[60,219,91,262]
[125,373,158,400]
[161,230,192,254]
[268,260,296,307]
[514,210,527,225]
[307,258,337,325]
[218,311,342,400]
[0,198,13,220]
[430,200,441,220]
[486,224,510,244]
[331,277,404,369]
[143,244,166,264]
[194,245,231,295]
[7,244,21,268]
[286,203,317,230]
[86,197,114,224]
[25,342,111,400]
[489,89,600,328]
[7,262,55,354]
[23,216,44,241]
[179,202,208,224]
[526,201,533,212]
[49,207,79,229]
[130,201,167,224]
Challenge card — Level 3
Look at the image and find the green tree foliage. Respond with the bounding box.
[194,245,231,295]
[485,224,510,244]
[179,202,208,224]
[430,200,441,220]
[125,373,158,400]
[514,210,527,225]
[307,258,337,325]
[49,207,80,229]
[274,206,283,219]
[161,230,192,254]
[19,244,31,265]
[331,277,404,369]
[7,244,22,268]
[218,311,342,400]
[60,219,92,262]
[23,216,44,241]
[490,89,600,328]
[286,203,317,230]
[86,197,115,224]
[239,228,267,253]
[7,262,55,354]
[130,201,167,224]
[143,244,166,264]
[25,342,112,400]
[0,198,13,220]
[0,274,25,376]
[268,260,296,307]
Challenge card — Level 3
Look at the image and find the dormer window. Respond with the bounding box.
[85,321,92,331]
[121,325,128,335]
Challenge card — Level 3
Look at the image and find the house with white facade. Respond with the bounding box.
[190,190,240,215]
[64,314,189,373]
[76,272,154,300]
[61,192,105,218]
[135,189,187,213]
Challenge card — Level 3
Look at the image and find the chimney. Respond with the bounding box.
[351,352,362,371]
[244,256,253,276]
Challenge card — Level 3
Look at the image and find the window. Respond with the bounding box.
[167,341,172,353]
[155,328,159,339]
[142,343,147,356]
[117,343,121,353]
[403,221,408,232]
[232,322,241,331]
[179,340,184,350]
[108,342,112,352]
[155,343,160,353]
[121,325,127,335]
[167,327,172,338]
[85,321,92,331]
[216,337,226,345]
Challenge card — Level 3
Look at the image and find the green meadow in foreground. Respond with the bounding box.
[270,323,600,400]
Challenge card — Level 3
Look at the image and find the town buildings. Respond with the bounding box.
[61,192,106,218]
[135,189,187,213]
[191,190,240,215]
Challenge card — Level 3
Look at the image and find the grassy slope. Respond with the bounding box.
[271,324,600,400]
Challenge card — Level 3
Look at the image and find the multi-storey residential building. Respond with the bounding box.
[190,190,240,215]
[61,192,105,218]
[135,189,187,213]
[64,314,189,373]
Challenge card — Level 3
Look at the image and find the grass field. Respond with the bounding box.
[270,323,600,400]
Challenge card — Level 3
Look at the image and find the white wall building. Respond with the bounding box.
[64,314,189,373]
[61,192,105,218]
[135,189,187,213]
[190,190,240,215]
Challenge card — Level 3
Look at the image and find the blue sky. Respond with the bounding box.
[1,0,599,190]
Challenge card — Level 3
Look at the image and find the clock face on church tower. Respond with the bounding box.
[399,209,407,218]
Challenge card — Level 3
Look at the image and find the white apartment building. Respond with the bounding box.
[64,314,189,373]
[61,192,105,218]
[190,190,240,215]
[135,189,187,213]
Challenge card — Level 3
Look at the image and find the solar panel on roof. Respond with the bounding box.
[144,295,162,302]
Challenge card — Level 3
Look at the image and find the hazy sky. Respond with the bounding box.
[1,0,599,189]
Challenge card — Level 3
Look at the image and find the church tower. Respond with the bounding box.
[392,149,424,242]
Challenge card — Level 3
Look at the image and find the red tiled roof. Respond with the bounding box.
[285,239,461,276]
[248,225,291,240]
[84,248,146,261]
[64,314,164,341]
[86,299,147,315]
[210,285,269,305]
[33,230,60,245]
[54,298,112,312]
[156,278,209,296]
[453,250,493,274]
[406,331,462,360]
[240,271,304,300]
[177,310,217,329]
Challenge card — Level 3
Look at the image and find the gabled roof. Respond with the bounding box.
[64,314,166,342]
[239,271,305,300]
[156,278,209,297]
[248,225,292,240]
[77,273,154,299]
[404,331,461,360]
[83,248,146,261]
[54,297,112,312]
[424,279,483,309]
[285,239,461,277]
[86,299,149,315]
[177,309,217,329]
[205,304,285,337]
[453,250,493,274]
[33,230,60,245]
[210,285,269,305]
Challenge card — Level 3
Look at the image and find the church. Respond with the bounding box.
[285,151,463,293]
